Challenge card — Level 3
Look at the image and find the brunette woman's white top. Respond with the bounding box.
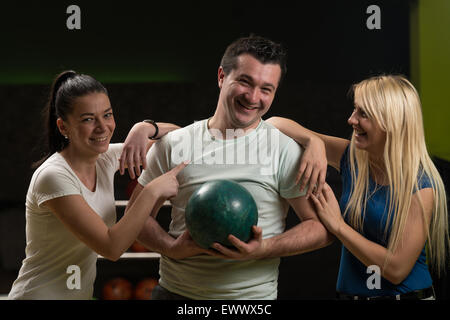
[8,144,123,300]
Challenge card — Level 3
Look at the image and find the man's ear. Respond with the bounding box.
[218,66,226,89]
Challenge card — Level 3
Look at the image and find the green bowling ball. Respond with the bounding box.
[185,180,258,249]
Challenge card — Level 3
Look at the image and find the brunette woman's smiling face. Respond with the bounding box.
[59,92,115,157]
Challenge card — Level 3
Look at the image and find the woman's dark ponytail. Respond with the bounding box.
[33,70,108,168]
[48,71,77,153]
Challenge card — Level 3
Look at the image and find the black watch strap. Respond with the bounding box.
[143,119,159,140]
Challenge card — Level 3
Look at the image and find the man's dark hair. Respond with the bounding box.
[220,35,287,83]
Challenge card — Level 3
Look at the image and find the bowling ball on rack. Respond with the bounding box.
[134,278,159,300]
[101,277,133,300]
[185,179,258,249]
[130,240,149,252]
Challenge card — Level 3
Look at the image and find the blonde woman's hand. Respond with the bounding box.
[297,135,327,198]
[309,183,344,235]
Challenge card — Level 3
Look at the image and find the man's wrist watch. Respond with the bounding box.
[143,119,159,140]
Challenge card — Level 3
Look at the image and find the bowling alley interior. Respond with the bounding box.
[0,1,449,300]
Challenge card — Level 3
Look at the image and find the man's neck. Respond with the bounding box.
[207,114,261,140]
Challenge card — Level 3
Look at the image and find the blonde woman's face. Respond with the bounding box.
[348,103,386,155]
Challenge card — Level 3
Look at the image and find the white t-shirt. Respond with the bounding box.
[8,143,123,300]
[138,119,306,299]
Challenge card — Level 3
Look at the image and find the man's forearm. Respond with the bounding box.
[137,216,174,255]
[262,219,334,259]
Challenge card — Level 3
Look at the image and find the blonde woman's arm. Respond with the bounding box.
[310,184,433,285]
[266,116,349,196]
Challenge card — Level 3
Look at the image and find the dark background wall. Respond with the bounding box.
[0,0,412,204]
[0,0,448,299]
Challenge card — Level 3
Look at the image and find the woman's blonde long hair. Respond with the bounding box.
[345,75,449,277]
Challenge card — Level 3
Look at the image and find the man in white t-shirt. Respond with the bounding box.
[127,35,333,299]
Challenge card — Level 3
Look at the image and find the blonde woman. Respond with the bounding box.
[267,75,449,300]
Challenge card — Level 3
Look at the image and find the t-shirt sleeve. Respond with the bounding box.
[278,138,307,199]
[33,165,81,207]
[101,143,124,172]
[138,137,170,187]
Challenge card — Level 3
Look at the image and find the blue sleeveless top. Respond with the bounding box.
[336,147,433,296]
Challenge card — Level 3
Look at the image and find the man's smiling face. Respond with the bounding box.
[217,54,281,130]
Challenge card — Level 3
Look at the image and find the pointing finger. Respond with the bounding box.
[170,160,189,176]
